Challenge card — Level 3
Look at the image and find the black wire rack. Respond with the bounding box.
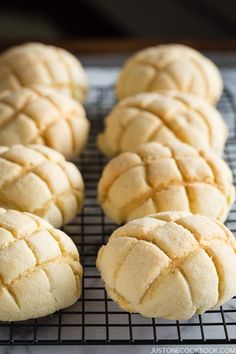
[0,84,236,346]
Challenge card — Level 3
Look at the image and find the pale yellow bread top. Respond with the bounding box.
[0,144,84,227]
[97,211,236,320]
[0,86,90,159]
[0,208,82,321]
[116,44,222,104]
[97,91,227,157]
[98,142,235,224]
[0,42,88,102]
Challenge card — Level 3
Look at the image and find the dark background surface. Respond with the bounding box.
[0,0,236,47]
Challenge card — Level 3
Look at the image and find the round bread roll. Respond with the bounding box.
[97,211,236,320]
[0,42,88,102]
[116,44,222,103]
[0,208,82,321]
[97,91,227,157]
[98,142,234,224]
[0,86,90,159]
[0,144,84,228]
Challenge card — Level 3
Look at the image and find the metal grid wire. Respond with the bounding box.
[0,85,236,346]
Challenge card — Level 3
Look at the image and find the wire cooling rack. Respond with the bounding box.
[0,85,236,346]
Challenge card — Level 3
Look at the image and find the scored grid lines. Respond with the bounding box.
[0,85,236,345]
[133,59,181,91]
[0,146,83,226]
[0,86,85,153]
[121,96,214,148]
[100,142,229,223]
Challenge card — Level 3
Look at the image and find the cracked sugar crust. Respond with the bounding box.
[0,208,82,322]
[97,211,236,320]
[0,86,90,159]
[97,91,227,157]
[0,42,88,102]
[116,44,222,104]
[0,144,84,228]
[98,142,235,224]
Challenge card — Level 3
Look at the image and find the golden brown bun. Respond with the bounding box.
[98,142,234,223]
[97,211,236,320]
[0,42,88,102]
[0,208,82,321]
[116,44,222,104]
[0,144,84,227]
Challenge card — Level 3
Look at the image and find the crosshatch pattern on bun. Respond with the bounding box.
[0,86,90,159]
[97,211,236,320]
[0,208,82,322]
[98,142,235,224]
[0,144,84,228]
[116,44,222,104]
[97,91,227,157]
[0,42,88,102]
